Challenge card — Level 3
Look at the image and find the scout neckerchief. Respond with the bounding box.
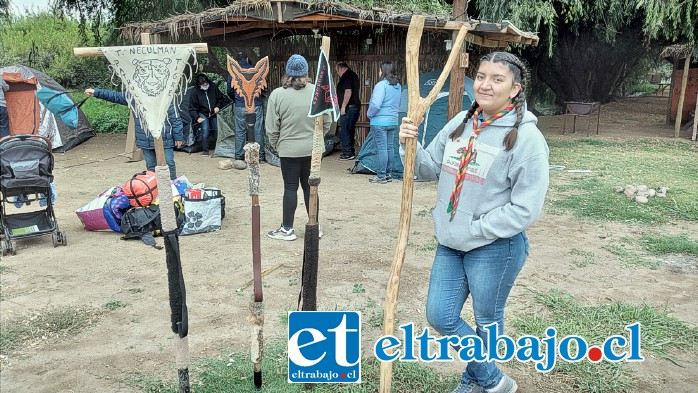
[446,103,515,221]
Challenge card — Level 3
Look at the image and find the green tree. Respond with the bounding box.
[472,0,698,104]
[0,11,110,87]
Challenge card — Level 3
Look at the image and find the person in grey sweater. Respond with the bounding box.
[399,52,549,393]
[266,54,331,241]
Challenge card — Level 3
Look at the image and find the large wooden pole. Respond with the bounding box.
[691,93,698,141]
[666,60,678,125]
[675,49,692,138]
[379,16,468,393]
[448,0,468,120]
[74,39,208,393]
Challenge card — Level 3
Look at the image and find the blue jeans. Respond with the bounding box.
[339,106,360,156]
[143,148,177,180]
[198,113,218,151]
[425,233,529,389]
[372,125,396,178]
[234,106,265,160]
[0,105,9,139]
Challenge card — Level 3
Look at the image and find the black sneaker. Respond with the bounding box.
[202,149,209,156]
[339,154,356,161]
[385,175,393,182]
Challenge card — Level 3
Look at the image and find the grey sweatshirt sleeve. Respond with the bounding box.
[470,134,550,239]
[399,111,467,181]
[265,90,280,149]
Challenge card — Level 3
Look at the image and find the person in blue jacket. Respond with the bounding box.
[366,61,402,184]
[227,51,266,162]
[84,88,184,180]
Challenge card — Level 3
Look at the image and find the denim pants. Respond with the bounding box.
[279,156,316,229]
[0,105,9,139]
[198,113,218,150]
[143,148,177,180]
[372,125,396,178]
[425,232,529,389]
[234,106,265,160]
[339,106,360,155]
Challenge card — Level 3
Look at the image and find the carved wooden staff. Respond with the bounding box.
[244,142,264,389]
[379,16,468,393]
[300,36,332,312]
[75,40,208,393]
[227,56,269,151]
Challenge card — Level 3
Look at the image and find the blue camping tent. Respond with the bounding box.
[352,69,474,180]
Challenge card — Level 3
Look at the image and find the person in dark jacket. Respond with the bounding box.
[189,74,231,155]
[227,51,266,162]
[85,88,184,180]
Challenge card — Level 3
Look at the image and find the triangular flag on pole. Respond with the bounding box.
[101,45,196,139]
[308,48,340,121]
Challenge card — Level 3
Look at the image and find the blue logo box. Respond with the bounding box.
[288,311,361,383]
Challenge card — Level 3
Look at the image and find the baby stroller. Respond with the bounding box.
[0,135,67,256]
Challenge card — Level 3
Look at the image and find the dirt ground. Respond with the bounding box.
[1,96,696,392]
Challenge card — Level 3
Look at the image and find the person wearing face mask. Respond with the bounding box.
[188,73,231,156]
[399,52,549,393]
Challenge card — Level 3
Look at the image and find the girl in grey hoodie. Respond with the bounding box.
[399,52,549,393]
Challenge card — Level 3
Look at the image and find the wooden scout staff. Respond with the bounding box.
[379,16,468,393]
[299,36,339,312]
[244,142,264,389]
[227,56,270,150]
[75,41,208,393]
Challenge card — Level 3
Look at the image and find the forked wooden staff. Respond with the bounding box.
[74,42,208,393]
[244,142,264,389]
[299,36,332,312]
[227,56,269,147]
[379,16,468,393]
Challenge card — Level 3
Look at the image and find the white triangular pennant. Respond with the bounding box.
[101,45,196,139]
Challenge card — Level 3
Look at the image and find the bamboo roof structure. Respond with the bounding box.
[120,0,539,48]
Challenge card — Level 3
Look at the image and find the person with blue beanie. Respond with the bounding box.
[266,54,331,241]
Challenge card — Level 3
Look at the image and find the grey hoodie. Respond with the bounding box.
[400,107,549,252]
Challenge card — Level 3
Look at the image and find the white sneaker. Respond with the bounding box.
[267,226,297,241]
[318,226,323,239]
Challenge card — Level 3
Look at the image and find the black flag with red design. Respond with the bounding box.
[308,49,340,121]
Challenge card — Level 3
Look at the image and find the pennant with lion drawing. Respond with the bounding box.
[101,45,196,139]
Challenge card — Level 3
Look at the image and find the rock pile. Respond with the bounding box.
[614,184,668,204]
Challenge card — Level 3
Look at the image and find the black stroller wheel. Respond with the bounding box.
[1,239,15,256]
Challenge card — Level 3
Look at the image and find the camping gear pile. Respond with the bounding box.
[75,172,226,244]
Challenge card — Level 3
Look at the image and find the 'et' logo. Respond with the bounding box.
[288,311,361,383]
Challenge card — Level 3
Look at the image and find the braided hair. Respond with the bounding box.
[448,52,528,151]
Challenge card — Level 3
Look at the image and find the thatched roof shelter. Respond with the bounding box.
[119,0,540,146]
[661,44,694,60]
[120,0,538,48]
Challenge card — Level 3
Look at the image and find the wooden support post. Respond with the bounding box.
[124,113,143,162]
[666,61,678,125]
[691,93,698,141]
[448,0,468,120]
[675,49,692,138]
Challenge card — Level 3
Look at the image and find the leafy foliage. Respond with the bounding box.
[472,0,698,104]
[0,11,111,87]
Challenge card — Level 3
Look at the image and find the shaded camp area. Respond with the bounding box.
[117,0,539,156]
